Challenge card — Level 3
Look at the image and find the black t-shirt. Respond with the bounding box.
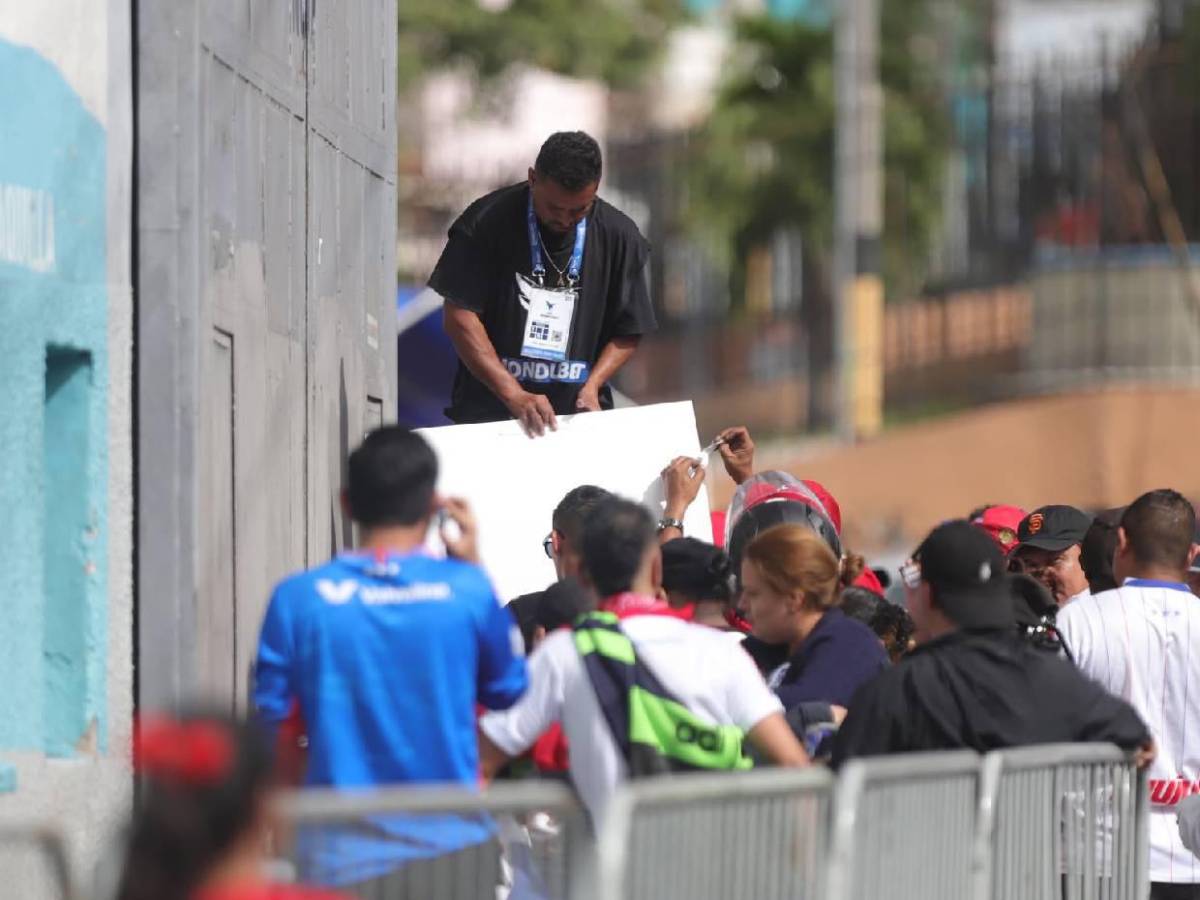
[428,183,657,424]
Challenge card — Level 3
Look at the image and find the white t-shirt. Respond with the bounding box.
[1063,587,1091,608]
[1057,579,1200,883]
[479,614,783,825]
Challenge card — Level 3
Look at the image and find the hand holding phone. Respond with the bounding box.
[439,497,480,565]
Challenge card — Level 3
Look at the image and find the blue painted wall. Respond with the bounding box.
[0,37,110,754]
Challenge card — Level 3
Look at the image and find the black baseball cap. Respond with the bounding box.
[914,520,1014,628]
[1016,505,1093,553]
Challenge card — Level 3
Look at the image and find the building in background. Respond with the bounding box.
[0,2,133,894]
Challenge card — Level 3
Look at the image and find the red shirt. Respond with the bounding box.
[193,885,350,900]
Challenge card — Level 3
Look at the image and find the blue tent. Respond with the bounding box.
[395,286,456,427]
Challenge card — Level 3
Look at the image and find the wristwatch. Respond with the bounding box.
[657,517,685,535]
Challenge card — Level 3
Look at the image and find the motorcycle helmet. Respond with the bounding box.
[724,472,843,573]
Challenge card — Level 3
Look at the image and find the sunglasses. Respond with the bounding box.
[543,533,555,560]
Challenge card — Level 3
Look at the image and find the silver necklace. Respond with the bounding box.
[536,228,570,287]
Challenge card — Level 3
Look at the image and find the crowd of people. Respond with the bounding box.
[114,423,1200,900]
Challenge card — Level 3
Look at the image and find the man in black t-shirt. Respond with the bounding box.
[429,131,657,436]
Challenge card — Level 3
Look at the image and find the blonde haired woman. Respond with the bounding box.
[741,525,888,708]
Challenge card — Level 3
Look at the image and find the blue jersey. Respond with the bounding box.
[253,550,528,884]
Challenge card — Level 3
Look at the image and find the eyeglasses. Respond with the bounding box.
[900,558,922,590]
[543,533,555,560]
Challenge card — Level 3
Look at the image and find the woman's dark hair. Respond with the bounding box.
[115,712,275,900]
[346,426,438,528]
[869,602,915,659]
[534,131,603,191]
[838,586,883,626]
[661,537,735,604]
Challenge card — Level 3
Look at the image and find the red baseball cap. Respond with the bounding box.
[852,567,886,597]
[972,505,1026,554]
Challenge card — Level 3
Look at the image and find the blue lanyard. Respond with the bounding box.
[527,192,587,286]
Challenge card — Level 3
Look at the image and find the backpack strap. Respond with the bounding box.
[573,612,751,775]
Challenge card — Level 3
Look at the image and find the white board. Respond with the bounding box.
[418,402,713,601]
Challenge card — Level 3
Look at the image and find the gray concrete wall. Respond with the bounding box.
[136,0,398,717]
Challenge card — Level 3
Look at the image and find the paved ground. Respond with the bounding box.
[707,385,1200,557]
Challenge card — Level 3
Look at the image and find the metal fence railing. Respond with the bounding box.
[826,751,984,900]
[12,744,1154,900]
[0,819,75,900]
[976,744,1148,900]
[593,767,834,900]
[272,781,589,900]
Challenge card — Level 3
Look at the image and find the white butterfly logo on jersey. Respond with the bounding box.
[316,579,358,605]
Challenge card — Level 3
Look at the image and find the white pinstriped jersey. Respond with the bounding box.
[1057,579,1200,882]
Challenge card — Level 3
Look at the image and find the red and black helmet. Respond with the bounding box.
[724,472,843,573]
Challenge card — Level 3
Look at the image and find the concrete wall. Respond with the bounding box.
[0,0,134,895]
[137,0,398,716]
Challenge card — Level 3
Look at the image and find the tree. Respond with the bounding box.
[397,0,689,91]
[683,2,949,305]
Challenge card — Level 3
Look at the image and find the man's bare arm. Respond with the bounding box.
[746,713,811,767]
[576,335,641,412]
[443,303,557,437]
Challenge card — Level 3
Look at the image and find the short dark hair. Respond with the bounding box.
[553,485,611,547]
[581,498,656,598]
[1080,517,1119,594]
[1120,489,1196,570]
[838,586,883,626]
[345,426,438,528]
[534,131,602,192]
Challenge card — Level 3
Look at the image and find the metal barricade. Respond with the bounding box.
[0,819,75,900]
[593,768,834,900]
[826,751,983,900]
[976,744,1148,900]
[274,781,589,900]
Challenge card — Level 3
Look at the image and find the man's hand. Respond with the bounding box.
[440,497,480,564]
[505,389,558,438]
[663,457,705,521]
[717,426,756,485]
[575,384,601,413]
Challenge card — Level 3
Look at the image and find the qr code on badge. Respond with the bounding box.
[530,322,551,341]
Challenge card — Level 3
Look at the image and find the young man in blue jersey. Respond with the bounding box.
[253,426,528,896]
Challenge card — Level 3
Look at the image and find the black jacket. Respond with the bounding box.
[832,628,1150,768]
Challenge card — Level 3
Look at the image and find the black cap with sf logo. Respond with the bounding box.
[1016,505,1094,553]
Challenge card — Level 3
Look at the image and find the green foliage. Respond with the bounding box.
[397,0,689,90]
[684,2,949,304]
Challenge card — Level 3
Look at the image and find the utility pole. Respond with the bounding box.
[833,0,884,442]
